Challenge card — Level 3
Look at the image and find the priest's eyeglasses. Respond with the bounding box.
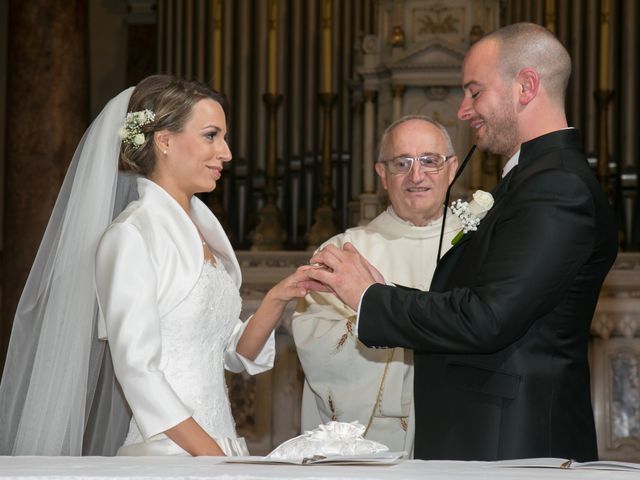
[380,153,454,175]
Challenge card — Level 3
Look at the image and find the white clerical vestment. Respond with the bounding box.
[292,207,461,455]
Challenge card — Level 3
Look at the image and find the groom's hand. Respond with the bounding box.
[305,242,383,310]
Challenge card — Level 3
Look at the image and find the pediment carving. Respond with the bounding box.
[386,38,466,70]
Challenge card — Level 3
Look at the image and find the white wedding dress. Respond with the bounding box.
[117,260,259,456]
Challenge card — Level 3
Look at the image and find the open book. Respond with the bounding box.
[224,451,407,466]
[492,457,640,472]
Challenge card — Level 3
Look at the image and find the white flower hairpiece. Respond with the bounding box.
[118,109,156,148]
[450,190,494,245]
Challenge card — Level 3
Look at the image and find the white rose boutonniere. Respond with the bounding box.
[450,190,494,245]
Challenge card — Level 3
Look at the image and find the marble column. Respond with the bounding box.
[391,84,405,122]
[1,0,89,369]
[361,90,377,194]
[348,84,363,226]
[359,90,379,225]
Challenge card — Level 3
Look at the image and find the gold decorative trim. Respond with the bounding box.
[363,349,394,437]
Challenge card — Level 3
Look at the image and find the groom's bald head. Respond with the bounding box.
[477,22,571,107]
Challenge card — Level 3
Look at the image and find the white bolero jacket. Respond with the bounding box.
[94,178,274,440]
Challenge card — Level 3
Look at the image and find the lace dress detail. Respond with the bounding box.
[120,260,246,455]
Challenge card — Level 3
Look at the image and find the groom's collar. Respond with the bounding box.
[502,150,520,178]
[502,127,578,178]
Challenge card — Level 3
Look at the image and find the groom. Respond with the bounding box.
[305,23,618,461]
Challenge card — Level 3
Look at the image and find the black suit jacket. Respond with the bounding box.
[359,129,618,461]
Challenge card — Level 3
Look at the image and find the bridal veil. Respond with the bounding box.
[0,87,138,455]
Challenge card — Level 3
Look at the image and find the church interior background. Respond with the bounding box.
[0,0,638,460]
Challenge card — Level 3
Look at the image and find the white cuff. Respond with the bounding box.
[224,317,276,374]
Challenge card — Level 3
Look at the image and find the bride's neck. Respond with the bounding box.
[146,174,192,213]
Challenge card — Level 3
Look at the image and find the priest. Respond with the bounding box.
[292,116,461,455]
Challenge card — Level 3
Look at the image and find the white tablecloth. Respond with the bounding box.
[0,456,636,480]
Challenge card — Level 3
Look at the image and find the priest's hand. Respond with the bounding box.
[305,242,384,310]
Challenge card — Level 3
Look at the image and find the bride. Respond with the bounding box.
[0,74,316,456]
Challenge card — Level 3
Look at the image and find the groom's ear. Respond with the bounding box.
[516,67,539,105]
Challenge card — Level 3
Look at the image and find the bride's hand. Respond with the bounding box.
[237,266,332,361]
[164,417,227,456]
[266,265,330,303]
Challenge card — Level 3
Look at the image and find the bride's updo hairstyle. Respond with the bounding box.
[119,74,228,176]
